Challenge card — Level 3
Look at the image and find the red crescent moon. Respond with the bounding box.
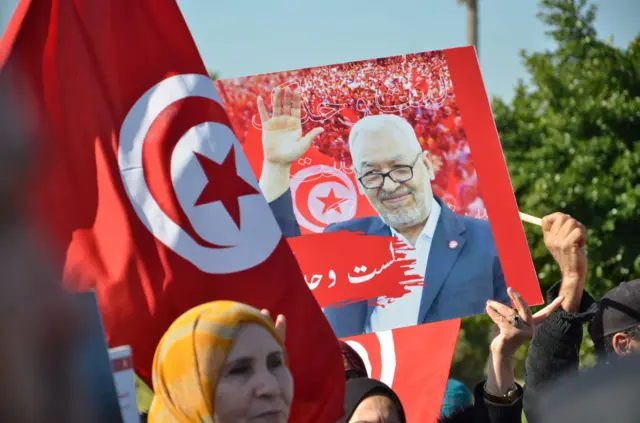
[141,96,233,249]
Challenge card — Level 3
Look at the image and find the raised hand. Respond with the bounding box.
[487,288,563,358]
[541,213,587,312]
[260,309,287,342]
[257,87,323,168]
[541,212,587,282]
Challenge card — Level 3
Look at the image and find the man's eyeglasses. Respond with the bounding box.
[357,153,421,189]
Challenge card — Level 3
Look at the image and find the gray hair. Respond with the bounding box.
[348,114,421,165]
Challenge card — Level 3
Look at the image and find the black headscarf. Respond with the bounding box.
[338,378,406,423]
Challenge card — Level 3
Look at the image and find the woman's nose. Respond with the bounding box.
[253,368,281,397]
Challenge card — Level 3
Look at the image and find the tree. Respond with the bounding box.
[450,0,640,386]
[208,70,219,80]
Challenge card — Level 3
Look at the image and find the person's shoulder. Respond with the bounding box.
[324,217,381,234]
[440,207,496,248]
[459,215,492,233]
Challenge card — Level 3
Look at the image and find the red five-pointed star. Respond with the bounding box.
[317,188,347,215]
[193,147,259,229]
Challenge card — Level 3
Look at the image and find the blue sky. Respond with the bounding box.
[2,1,638,101]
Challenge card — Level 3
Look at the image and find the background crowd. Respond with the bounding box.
[217,52,484,218]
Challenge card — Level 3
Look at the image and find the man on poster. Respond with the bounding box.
[260,87,509,338]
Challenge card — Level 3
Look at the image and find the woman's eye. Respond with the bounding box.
[228,365,250,375]
[267,357,283,370]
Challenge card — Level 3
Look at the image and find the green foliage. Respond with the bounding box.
[450,0,640,387]
[209,70,219,80]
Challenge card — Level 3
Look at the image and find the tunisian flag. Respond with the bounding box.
[0,1,344,421]
[343,320,461,423]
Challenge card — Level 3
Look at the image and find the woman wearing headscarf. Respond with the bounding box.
[147,301,292,423]
[339,341,368,380]
[338,378,406,423]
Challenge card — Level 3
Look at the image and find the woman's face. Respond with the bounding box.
[214,324,293,423]
[348,394,402,423]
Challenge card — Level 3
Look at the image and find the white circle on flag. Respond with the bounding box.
[118,74,281,274]
[290,164,358,233]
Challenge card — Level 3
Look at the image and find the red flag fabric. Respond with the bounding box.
[0,1,344,421]
[342,320,461,423]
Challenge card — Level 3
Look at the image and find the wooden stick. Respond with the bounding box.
[519,212,542,226]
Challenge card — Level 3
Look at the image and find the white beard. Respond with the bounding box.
[373,188,433,230]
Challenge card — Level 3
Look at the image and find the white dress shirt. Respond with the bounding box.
[366,198,442,333]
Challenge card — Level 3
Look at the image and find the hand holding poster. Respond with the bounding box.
[216,48,543,338]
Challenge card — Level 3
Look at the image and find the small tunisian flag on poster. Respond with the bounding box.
[343,320,461,423]
[0,1,344,421]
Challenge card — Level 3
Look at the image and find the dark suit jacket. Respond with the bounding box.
[270,190,509,338]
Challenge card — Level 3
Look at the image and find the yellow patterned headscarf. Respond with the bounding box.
[147,301,285,423]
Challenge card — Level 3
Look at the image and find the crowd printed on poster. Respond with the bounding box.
[216,51,487,221]
[216,47,542,338]
[342,320,461,423]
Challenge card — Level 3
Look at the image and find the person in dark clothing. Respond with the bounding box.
[522,212,640,422]
[444,288,562,423]
[535,353,640,423]
[339,340,369,380]
[338,378,407,423]
[588,279,640,359]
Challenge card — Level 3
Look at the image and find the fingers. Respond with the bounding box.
[291,90,302,118]
[508,288,533,326]
[557,217,578,239]
[543,212,587,250]
[298,127,324,153]
[261,309,286,341]
[272,87,282,118]
[257,96,269,124]
[549,213,567,237]
[486,303,507,327]
[283,88,292,116]
[486,299,515,319]
[532,296,564,325]
[541,212,565,232]
[275,314,287,341]
[566,226,586,249]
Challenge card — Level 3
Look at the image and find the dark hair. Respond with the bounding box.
[339,341,368,379]
[599,324,640,357]
[365,387,404,422]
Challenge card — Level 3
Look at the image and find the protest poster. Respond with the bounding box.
[216,46,543,338]
[342,319,461,422]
